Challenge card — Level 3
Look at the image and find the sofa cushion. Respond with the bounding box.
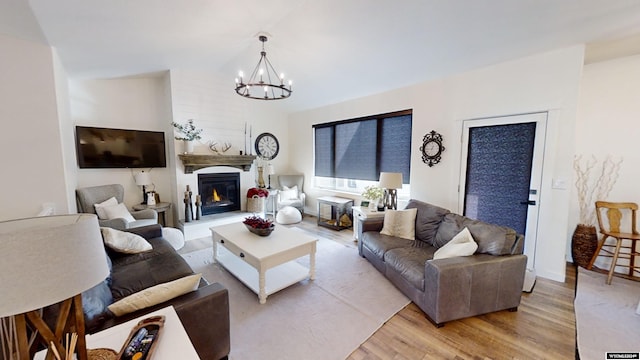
[405,199,450,245]
[101,227,152,254]
[361,232,414,261]
[461,218,517,256]
[380,208,417,240]
[434,213,518,256]
[433,227,478,259]
[109,236,195,300]
[94,197,117,219]
[384,246,436,291]
[108,273,201,316]
[433,213,467,248]
[103,202,136,222]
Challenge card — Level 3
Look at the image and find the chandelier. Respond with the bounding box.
[235,35,292,100]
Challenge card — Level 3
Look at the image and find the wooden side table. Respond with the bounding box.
[317,196,354,231]
[133,202,172,226]
[352,206,386,242]
[34,306,200,360]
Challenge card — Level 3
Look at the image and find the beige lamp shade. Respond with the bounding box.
[0,214,109,317]
[379,172,403,189]
[134,171,153,186]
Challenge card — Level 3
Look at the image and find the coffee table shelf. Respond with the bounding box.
[211,222,317,304]
[216,245,311,297]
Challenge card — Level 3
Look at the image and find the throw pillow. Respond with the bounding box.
[107,274,201,317]
[280,185,299,200]
[100,227,152,254]
[94,197,118,219]
[380,208,417,240]
[102,203,136,223]
[433,227,478,259]
[462,218,518,256]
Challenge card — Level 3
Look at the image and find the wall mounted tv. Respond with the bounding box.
[75,126,167,169]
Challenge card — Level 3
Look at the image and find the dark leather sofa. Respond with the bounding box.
[358,199,527,327]
[45,224,230,360]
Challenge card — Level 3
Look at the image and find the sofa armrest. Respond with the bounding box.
[96,283,230,360]
[423,254,527,325]
[131,208,158,221]
[124,224,163,239]
[360,218,384,233]
[98,218,129,230]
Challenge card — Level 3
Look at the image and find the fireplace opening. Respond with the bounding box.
[197,173,241,216]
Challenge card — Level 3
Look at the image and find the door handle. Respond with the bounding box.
[520,200,536,206]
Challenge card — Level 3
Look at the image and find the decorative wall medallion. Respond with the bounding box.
[420,130,445,167]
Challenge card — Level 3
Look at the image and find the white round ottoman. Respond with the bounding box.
[162,227,185,250]
[276,206,302,224]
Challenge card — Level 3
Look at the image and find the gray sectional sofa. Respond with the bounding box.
[358,199,527,326]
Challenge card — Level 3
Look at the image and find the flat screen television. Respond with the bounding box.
[75,126,167,169]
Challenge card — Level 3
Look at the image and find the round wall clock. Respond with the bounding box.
[420,130,445,167]
[255,132,280,160]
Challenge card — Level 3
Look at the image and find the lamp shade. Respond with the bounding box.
[379,172,403,189]
[0,214,109,317]
[134,171,152,186]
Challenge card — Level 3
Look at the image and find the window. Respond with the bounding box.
[313,110,412,196]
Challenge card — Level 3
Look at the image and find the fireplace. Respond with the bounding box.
[197,173,241,216]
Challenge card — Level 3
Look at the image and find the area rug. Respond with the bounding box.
[181,228,409,360]
[574,267,640,359]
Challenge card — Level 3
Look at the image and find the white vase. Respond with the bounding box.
[368,199,379,211]
[184,140,194,154]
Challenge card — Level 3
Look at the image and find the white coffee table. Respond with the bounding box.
[211,222,317,304]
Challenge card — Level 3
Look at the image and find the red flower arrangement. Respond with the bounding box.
[246,187,269,198]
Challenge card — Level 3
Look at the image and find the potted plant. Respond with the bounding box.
[362,185,385,211]
[172,119,203,154]
[572,155,622,268]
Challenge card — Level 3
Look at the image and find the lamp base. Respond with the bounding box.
[14,294,88,360]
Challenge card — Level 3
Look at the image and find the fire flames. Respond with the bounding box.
[212,188,221,202]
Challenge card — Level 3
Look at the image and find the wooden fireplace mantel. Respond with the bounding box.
[178,154,257,173]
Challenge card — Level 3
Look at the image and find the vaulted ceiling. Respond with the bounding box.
[2,0,640,112]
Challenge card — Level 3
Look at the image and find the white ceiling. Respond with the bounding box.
[2,0,640,112]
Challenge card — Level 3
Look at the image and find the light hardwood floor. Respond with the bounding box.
[183,215,577,359]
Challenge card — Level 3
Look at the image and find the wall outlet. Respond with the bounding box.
[552,178,568,190]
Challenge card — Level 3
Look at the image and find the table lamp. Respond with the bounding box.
[134,171,153,204]
[379,172,403,210]
[0,214,109,360]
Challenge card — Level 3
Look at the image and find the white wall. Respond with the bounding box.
[167,69,289,224]
[68,74,174,221]
[0,34,68,220]
[289,45,586,282]
[571,54,640,267]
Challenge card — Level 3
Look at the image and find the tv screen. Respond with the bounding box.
[75,126,167,169]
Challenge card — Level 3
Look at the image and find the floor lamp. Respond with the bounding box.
[379,172,403,210]
[0,214,109,360]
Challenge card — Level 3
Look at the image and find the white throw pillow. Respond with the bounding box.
[380,208,417,240]
[94,197,117,220]
[100,227,152,254]
[280,185,299,200]
[433,227,478,260]
[108,274,201,316]
[102,203,136,223]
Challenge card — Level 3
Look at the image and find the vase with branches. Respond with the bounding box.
[571,154,623,267]
[172,119,203,154]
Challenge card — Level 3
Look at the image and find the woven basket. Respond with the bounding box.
[247,195,265,213]
[571,224,598,268]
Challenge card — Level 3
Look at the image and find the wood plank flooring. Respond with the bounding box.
[183,214,577,359]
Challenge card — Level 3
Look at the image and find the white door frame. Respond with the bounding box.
[458,112,548,270]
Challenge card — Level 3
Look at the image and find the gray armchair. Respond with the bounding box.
[76,184,157,230]
[276,175,306,215]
